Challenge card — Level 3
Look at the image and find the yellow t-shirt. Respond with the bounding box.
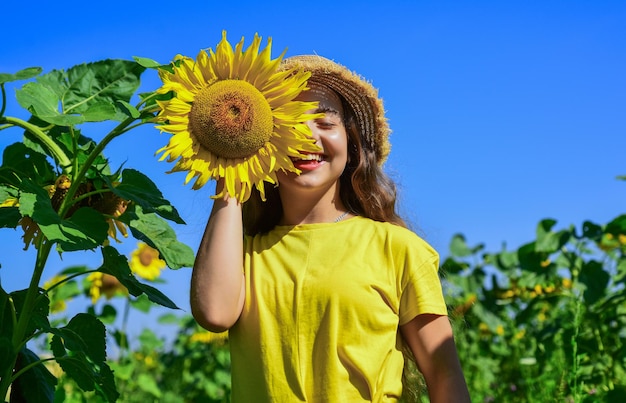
[230,216,447,402]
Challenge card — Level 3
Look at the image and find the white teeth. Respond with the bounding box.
[301,154,322,161]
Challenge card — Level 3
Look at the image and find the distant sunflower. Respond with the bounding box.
[87,272,127,304]
[129,242,166,281]
[155,31,321,202]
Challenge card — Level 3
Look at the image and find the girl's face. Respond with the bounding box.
[277,83,348,196]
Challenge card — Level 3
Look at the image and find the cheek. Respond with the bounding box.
[277,170,297,182]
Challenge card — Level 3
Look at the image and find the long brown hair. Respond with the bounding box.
[242,94,405,235]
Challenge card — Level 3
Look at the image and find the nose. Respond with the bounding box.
[306,120,322,145]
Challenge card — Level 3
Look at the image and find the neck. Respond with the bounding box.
[278,184,348,225]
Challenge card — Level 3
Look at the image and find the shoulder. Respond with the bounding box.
[358,217,436,248]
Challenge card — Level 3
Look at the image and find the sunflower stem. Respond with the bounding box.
[0,83,7,117]
[135,91,159,110]
[57,116,136,218]
[70,125,79,179]
[0,237,54,400]
[0,116,72,170]
[44,269,98,293]
[10,357,58,383]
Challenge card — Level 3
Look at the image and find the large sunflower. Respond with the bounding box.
[155,31,321,202]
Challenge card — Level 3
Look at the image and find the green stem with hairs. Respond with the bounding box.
[57,97,157,219]
[10,357,58,383]
[1,83,7,117]
[0,237,54,401]
[0,116,71,170]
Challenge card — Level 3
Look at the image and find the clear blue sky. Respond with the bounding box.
[1,0,625,331]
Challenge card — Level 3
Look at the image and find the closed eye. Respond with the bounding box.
[314,107,342,129]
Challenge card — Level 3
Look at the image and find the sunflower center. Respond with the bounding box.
[188,79,273,159]
[139,249,155,266]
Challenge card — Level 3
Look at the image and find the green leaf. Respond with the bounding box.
[138,328,163,350]
[440,257,469,274]
[50,348,95,390]
[616,258,626,284]
[15,81,84,126]
[81,101,120,122]
[108,361,133,381]
[98,304,118,325]
[579,260,609,305]
[133,56,162,69]
[581,220,603,241]
[115,100,140,118]
[121,205,194,269]
[0,183,18,200]
[1,143,56,186]
[107,168,185,224]
[0,172,22,231]
[96,363,119,403]
[11,288,51,337]
[50,207,109,252]
[0,284,13,336]
[51,351,118,402]
[491,250,519,272]
[50,314,119,402]
[61,59,144,111]
[517,242,549,273]
[61,313,107,362]
[18,179,109,251]
[0,67,42,84]
[10,347,57,403]
[535,218,570,253]
[606,214,626,235]
[137,373,163,398]
[450,233,472,257]
[0,206,21,228]
[0,336,13,375]
[98,246,179,309]
[48,278,81,301]
[134,55,175,74]
[0,285,16,375]
[158,312,181,325]
[16,59,145,125]
[111,329,129,352]
[129,293,153,313]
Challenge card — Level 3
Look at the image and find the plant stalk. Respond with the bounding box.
[0,238,53,401]
[0,116,71,170]
[58,116,139,219]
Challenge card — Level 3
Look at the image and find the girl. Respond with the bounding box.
[190,55,470,402]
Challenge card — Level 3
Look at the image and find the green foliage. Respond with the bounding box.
[0,60,194,401]
[112,316,231,402]
[444,215,626,402]
[52,314,231,403]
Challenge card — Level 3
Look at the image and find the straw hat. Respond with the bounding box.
[280,55,391,165]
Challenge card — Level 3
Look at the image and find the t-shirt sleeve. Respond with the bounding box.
[398,237,448,325]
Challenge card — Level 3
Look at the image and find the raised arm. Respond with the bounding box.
[190,182,245,332]
[400,314,471,403]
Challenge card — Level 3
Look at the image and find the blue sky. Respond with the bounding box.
[1,0,625,331]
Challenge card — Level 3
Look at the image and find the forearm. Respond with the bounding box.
[190,195,245,332]
[401,314,471,403]
[424,358,471,403]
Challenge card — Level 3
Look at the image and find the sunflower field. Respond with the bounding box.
[1,56,625,402]
[443,212,626,402]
